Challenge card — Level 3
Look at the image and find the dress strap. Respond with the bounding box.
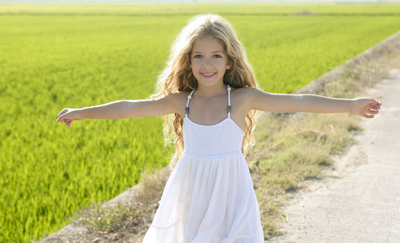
[227,85,232,118]
[185,89,195,117]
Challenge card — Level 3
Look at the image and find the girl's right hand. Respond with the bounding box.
[350,98,382,119]
[56,108,83,128]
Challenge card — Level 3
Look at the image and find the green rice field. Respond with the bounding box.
[1,2,399,242]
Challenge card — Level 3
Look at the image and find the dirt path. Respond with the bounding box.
[270,69,400,243]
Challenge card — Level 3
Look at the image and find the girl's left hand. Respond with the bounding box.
[351,98,382,119]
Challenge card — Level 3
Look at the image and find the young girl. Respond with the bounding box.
[57,14,381,242]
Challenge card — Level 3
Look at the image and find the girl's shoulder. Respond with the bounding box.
[162,90,191,106]
[168,90,191,99]
[231,86,260,99]
[231,86,258,92]
[231,87,264,111]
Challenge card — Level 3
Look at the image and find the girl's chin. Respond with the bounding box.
[196,80,225,87]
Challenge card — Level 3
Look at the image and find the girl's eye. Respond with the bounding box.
[213,54,222,58]
[193,55,202,58]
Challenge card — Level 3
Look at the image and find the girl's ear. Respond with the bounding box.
[226,59,232,70]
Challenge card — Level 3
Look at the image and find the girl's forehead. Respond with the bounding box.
[192,36,226,52]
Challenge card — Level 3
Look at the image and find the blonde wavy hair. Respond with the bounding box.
[151,14,258,163]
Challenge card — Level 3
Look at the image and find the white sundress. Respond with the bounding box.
[143,85,264,243]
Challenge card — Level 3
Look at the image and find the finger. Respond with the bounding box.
[57,113,72,123]
[57,116,66,123]
[366,100,380,106]
[57,112,69,122]
[57,109,68,118]
[364,113,374,119]
[372,100,382,106]
[370,110,379,114]
[367,108,379,114]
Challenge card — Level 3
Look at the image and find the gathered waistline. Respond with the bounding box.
[182,151,243,159]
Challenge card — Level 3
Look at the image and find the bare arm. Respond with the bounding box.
[56,94,181,127]
[246,88,381,118]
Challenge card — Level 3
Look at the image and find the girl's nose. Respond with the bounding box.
[202,58,213,67]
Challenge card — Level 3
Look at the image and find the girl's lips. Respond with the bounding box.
[201,72,216,79]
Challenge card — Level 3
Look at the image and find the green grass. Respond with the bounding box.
[0,3,399,242]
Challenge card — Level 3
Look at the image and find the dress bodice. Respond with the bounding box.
[182,85,245,157]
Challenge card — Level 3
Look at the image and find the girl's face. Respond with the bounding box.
[189,36,231,88]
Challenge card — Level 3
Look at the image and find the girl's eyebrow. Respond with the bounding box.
[192,50,224,54]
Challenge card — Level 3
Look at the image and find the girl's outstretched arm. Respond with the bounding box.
[56,93,183,128]
[247,88,381,118]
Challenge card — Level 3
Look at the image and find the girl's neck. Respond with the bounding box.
[195,83,227,98]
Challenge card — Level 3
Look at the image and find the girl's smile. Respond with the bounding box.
[201,72,216,79]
